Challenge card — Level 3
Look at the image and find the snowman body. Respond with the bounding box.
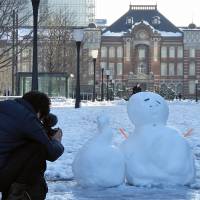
[72,115,125,188]
[121,92,195,186]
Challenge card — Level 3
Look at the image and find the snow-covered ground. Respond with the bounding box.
[45,99,200,199]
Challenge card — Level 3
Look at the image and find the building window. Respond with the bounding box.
[177,63,183,76]
[117,63,122,75]
[152,16,161,25]
[161,46,167,58]
[169,46,175,58]
[100,62,106,69]
[125,40,130,61]
[169,63,175,76]
[177,46,183,58]
[161,63,167,76]
[21,62,29,72]
[88,62,94,75]
[109,63,115,76]
[177,84,183,94]
[22,48,30,58]
[117,46,123,58]
[109,47,115,58]
[189,62,195,76]
[138,48,145,59]
[189,48,195,58]
[189,80,195,94]
[101,46,107,58]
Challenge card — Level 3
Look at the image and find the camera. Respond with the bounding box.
[42,113,58,137]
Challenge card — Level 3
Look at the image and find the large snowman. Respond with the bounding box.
[72,114,125,188]
[121,92,195,186]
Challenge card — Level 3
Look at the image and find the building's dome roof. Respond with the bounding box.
[188,23,196,29]
[88,23,97,28]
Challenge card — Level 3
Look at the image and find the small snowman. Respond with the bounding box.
[72,114,125,188]
[121,92,195,186]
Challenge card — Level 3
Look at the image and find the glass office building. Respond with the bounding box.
[46,0,95,26]
[24,0,95,26]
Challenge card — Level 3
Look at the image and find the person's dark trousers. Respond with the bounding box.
[0,142,48,200]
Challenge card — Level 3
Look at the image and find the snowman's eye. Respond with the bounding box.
[156,100,161,104]
[144,98,150,101]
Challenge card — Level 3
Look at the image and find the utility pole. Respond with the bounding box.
[15,11,19,96]
[12,10,16,96]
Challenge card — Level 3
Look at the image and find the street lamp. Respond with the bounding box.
[195,79,198,102]
[31,0,40,91]
[105,69,111,101]
[101,65,105,101]
[111,79,115,100]
[73,28,84,108]
[91,50,98,102]
[67,73,74,98]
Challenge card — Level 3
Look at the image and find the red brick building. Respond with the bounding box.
[98,5,200,99]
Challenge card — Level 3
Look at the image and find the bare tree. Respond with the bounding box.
[0,0,31,70]
[38,10,76,73]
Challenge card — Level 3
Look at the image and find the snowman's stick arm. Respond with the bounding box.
[183,128,193,137]
[119,128,128,139]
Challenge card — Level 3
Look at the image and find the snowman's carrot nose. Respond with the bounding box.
[183,128,193,137]
[119,128,128,139]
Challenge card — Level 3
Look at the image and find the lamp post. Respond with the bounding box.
[105,69,111,101]
[31,0,40,91]
[67,73,74,98]
[111,79,115,100]
[91,50,98,102]
[195,80,198,102]
[101,65,105,101]
[73,29,84,108]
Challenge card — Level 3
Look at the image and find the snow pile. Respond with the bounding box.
[72,114,125,188]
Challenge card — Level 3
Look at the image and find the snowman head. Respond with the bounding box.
[127,92,169,127]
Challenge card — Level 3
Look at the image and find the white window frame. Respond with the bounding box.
[189,80,195,94]
[177,63,183,76]
[161,63,167,76]
[101,46,107,58]
[189,62,196,76]
[177,46,183,58]
[109,47,115,58]
[117,63,123,75]
[117,46,123,58]
[169,63,175,76]
[161,46,167,58]
[169,46,175,58]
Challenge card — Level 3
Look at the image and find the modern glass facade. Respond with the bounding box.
[22,0,95,26]
[41,0,95,26]
[17,72,68,97]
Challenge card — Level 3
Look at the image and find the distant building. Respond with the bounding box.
[95,19,107,28]
[23,0,95,26]
[98,5,200,99]
[181,25,200,98]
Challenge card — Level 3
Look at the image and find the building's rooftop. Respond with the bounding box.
[103,5,182,37]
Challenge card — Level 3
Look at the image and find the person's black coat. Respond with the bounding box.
[0,98,64,169]
[132,85,141,94]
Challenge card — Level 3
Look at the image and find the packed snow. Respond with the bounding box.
[121,92,195,186]
[1,97,200,199]
[44,97,200,199]
[72,114,125,188]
